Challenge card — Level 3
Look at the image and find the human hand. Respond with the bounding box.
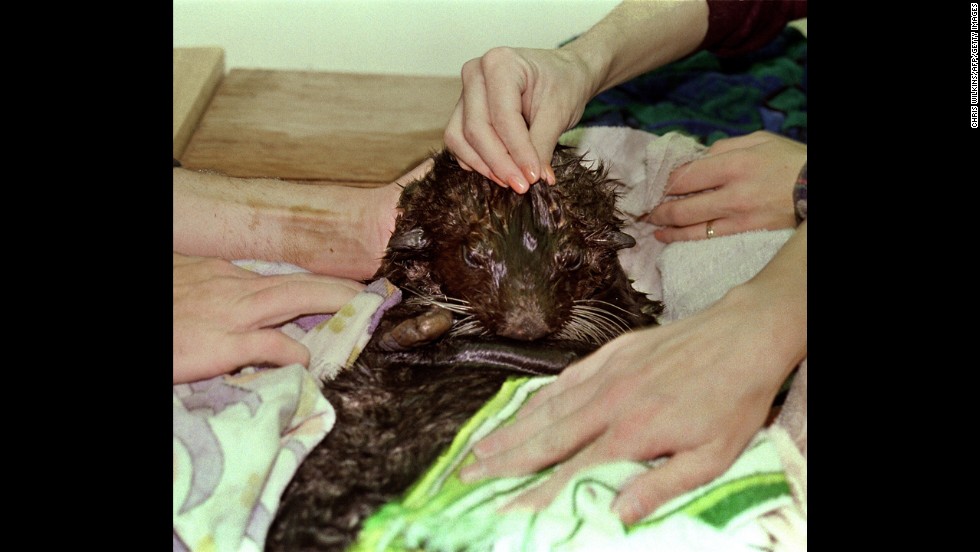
[646,131,806,243]
[458,280,805,524]
[443,46,596,193]
[173,253,365,384]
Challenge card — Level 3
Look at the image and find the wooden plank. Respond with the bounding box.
[173,48,225,159]
[180,70,462,184]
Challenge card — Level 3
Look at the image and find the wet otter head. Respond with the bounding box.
[380,147,658,344]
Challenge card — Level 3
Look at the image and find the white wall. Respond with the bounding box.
[173,0,621,76]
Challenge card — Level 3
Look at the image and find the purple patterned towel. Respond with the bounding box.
[173,269,401,552]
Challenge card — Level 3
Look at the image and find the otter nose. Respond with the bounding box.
[497,310,551,341]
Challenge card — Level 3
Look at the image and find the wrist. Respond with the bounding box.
[725,222,806,364]
[564,0,710,96]
[560,39,612,100]
[264,181,401,279]
[721,281,806,383]
[371,182,401,260]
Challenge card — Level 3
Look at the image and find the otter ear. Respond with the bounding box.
[594,230,636,250]
[386,227,428,252]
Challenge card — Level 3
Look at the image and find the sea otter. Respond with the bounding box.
[266,146,663,551]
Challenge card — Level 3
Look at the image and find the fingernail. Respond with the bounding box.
[487,171,507,188]
[507,174,530,194]
[471,439,494,458]
[545,165,557,185]
[459,463,483,483]
[611,495,639,524]
[645,207,661,226]
[521,165,539,185]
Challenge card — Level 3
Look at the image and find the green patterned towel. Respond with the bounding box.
[352,376,794,552]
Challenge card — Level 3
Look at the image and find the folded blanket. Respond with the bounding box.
[173,365,333,552]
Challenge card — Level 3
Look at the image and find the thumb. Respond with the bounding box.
[527,114,567,185]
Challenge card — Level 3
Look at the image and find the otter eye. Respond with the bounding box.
[556,248,582,270]
[463,245,486,268]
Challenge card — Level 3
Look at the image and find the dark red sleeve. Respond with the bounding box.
[699,0,807,57]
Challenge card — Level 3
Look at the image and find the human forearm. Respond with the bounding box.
[563,0,710,97]
[173,167,400,279]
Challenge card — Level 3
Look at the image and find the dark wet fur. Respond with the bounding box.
[266,147,663,551]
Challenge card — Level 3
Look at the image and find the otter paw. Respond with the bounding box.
[377,307,454,351]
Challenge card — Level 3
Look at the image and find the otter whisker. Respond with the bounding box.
[554,322,602,345]
[560,322,611,345]
[556,304,633,345]
[575,298,647,319]
[403,292,474,315]
[572,303,633,333]
[399,288,486,335]
[450,317,489,337]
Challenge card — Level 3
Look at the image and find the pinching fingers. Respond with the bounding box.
[456,62,527,192]
[526,119,563,185]
[444,104,496,180]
